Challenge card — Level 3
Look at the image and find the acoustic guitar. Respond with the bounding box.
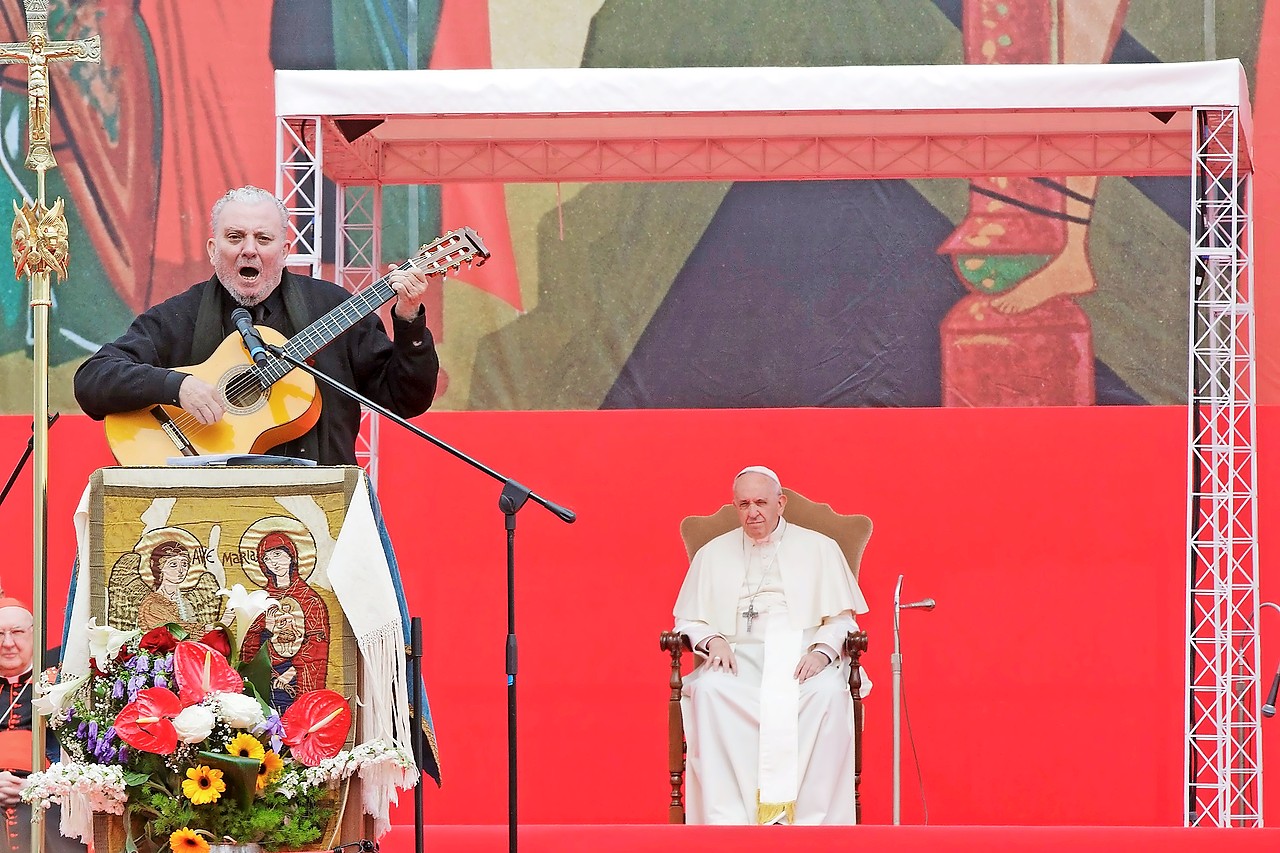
[104,228,488,466]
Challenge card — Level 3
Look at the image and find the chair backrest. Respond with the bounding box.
[678,487,872,579]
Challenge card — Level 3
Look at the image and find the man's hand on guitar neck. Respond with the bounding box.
[179,375,226,425]
[388,264,436,321]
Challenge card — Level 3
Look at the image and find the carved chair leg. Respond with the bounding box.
[845,630,868,825]
[660,631,688,823]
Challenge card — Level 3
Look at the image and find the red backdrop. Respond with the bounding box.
[1,405,1277,826]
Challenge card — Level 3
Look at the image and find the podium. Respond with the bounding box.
[56,465,436,847]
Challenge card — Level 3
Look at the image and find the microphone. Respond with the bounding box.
[899,598,936,611]
[231,308,269,366]
[1264,666,1280,717]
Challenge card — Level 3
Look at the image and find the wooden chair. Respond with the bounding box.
[659,488,871,824]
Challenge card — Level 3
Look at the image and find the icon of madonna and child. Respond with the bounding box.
[106,518,333,711]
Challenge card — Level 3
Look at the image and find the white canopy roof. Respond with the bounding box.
[275,60,1253,183]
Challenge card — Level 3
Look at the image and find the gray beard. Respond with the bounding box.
[218,274,282,307]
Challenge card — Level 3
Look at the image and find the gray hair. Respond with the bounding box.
[210,186,289,234]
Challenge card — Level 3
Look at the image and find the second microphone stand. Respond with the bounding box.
[892,574,935,825]
[266,344,575,853]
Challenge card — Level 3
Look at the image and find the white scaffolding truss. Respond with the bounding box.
[276,60,1259,826]
[277,117,382,487]
[1186,107,1260,826]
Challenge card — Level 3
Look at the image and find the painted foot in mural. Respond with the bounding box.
[990,245,1096,314]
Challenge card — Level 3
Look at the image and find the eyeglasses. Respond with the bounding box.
[0,628,31,641]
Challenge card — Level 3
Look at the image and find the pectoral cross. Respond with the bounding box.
[742,601,760,633]
[0,0,101,172]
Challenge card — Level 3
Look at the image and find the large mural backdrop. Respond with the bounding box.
[0,0,1268,413]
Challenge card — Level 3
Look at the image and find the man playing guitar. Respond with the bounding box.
[74,185,445,466]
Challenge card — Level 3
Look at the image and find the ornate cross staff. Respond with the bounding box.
[0,2,99,846]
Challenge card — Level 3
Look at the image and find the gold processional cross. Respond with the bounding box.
[0,3,99,849]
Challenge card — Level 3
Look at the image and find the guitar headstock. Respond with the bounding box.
[407,227,490,277]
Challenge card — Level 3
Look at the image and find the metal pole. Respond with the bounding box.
[892,575,903,825]
[29,262,48,853]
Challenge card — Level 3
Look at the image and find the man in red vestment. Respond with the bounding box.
[0,598,82,853]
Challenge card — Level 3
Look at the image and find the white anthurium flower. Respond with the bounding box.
[218,584,277,628]
[85,619,139,670]
[215,691,266,729]
[173,705,217,743]
[31,673,88,717]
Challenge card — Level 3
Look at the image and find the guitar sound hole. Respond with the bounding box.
[222,368,267,412]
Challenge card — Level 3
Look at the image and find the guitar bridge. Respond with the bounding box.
[149,406,198,456]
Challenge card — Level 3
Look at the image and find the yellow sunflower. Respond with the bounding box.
[257,750,285,792]
[169,827,210,852]
[181,765,226,805]
[227,733,266,762]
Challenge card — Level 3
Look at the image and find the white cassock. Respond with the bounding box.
[673,518,870,825]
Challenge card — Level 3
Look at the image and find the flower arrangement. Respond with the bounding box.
[20,585,411,853]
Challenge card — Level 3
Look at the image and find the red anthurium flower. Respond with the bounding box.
[139,627,179,655]
[281,690,352,766]
[114,687,183,755]
[198,628,233,661]
[173,641,243,707]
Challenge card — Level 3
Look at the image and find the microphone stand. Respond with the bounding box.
[1260,602,1280,717]
[0,412,58,510]
[892,576,936,825]
[266,345,576,853]
[409,617,425,853]
[893,575,904,826]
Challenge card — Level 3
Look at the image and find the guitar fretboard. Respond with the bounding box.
[248,227,486,386]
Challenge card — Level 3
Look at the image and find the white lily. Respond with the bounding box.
[218,584,277,657]
[30,673,88,717]
[218,584,277,627]
[85,619,139,671]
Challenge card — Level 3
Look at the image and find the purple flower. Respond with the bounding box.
[111,679,125,700]
[155,674,168,689]
[255,712,286,753]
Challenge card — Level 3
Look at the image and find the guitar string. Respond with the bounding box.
[150,241,477,449]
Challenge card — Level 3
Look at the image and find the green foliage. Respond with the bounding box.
[134,782,334,850]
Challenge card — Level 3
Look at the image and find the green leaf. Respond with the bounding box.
[164,622,188,641]
[122,771,150,787]
[195,751,261,810]
[238,642,274,706]
[122,806,139,853]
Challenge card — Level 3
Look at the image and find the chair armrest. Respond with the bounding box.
[843,629,868,699]
[659,630,691,655]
